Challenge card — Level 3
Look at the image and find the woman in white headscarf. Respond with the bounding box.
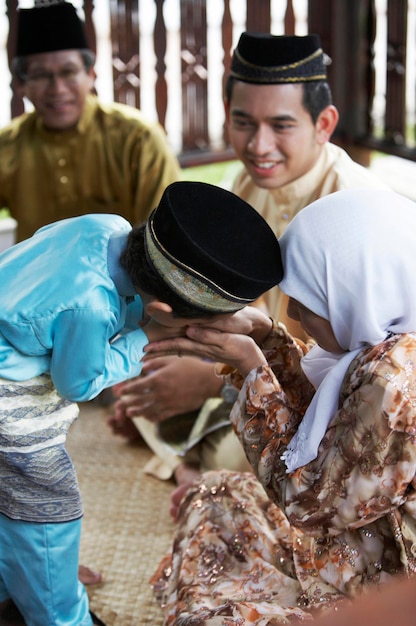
[145,188,416,625]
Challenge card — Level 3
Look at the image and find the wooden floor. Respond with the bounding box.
[67,403,175,626]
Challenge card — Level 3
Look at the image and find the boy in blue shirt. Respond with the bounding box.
[0,181,282,626]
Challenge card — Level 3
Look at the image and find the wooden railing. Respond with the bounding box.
[2,0,416,164]
[311,0,416,163]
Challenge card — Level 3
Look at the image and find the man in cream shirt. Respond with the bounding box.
[110,32,389,502]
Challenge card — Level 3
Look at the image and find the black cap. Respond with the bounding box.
[145,181,283,312]
[230,32,327,84]
[15,2,89,57]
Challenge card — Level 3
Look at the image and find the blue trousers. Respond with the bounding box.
[0,514,92,626]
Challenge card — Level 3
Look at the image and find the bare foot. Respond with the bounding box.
[78,564,102,585]
[170,463,201,521]
[106,408,142,443]
[174,462,201,486]
[169,482,192,521]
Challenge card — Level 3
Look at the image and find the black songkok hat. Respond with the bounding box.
[15,2,89,57]
[145,181,283,313]
[230,32,327,84]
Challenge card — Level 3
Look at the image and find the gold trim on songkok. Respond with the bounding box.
[230,48,327,83]
[145,221,253,313]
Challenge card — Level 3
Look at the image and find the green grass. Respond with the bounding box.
[182,160,241,189]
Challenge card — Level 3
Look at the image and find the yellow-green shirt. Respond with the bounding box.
[0,95,181,241]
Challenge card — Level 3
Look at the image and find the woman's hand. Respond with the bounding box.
[141,305,272,376]
[201,306,273,344]
[143,325,268,378]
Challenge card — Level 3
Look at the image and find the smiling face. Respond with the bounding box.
[225,81,336,190]
[19,50,95,131]
[287,297,344,354]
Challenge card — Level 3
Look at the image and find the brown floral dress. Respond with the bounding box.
[151,323,416,625]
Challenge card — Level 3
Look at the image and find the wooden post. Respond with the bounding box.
[308,0,375,166]
[385,0,407,144]
[6,0,24,118]
[246,0,270,32]
[154,0,168,129]
[110,0,140,108]
[180,0,209,152]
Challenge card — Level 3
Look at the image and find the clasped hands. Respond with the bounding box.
[141,303,272,378]
[109,304,272,430]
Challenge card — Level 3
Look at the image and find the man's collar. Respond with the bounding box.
[77,93,97,133]
[107,231,137,298]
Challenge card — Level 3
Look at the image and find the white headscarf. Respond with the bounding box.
[279,188,416,472]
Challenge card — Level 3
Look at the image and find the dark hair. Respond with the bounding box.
[120,225,215,318]
[225,76,333,123]
[301,80,333,123]
[11,49,95,81]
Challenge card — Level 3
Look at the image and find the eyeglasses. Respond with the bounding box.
[23,67,85,88]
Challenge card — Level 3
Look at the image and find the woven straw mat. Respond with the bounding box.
[67,403,175,626]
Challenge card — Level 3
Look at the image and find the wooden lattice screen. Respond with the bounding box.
[4,1,416,163]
